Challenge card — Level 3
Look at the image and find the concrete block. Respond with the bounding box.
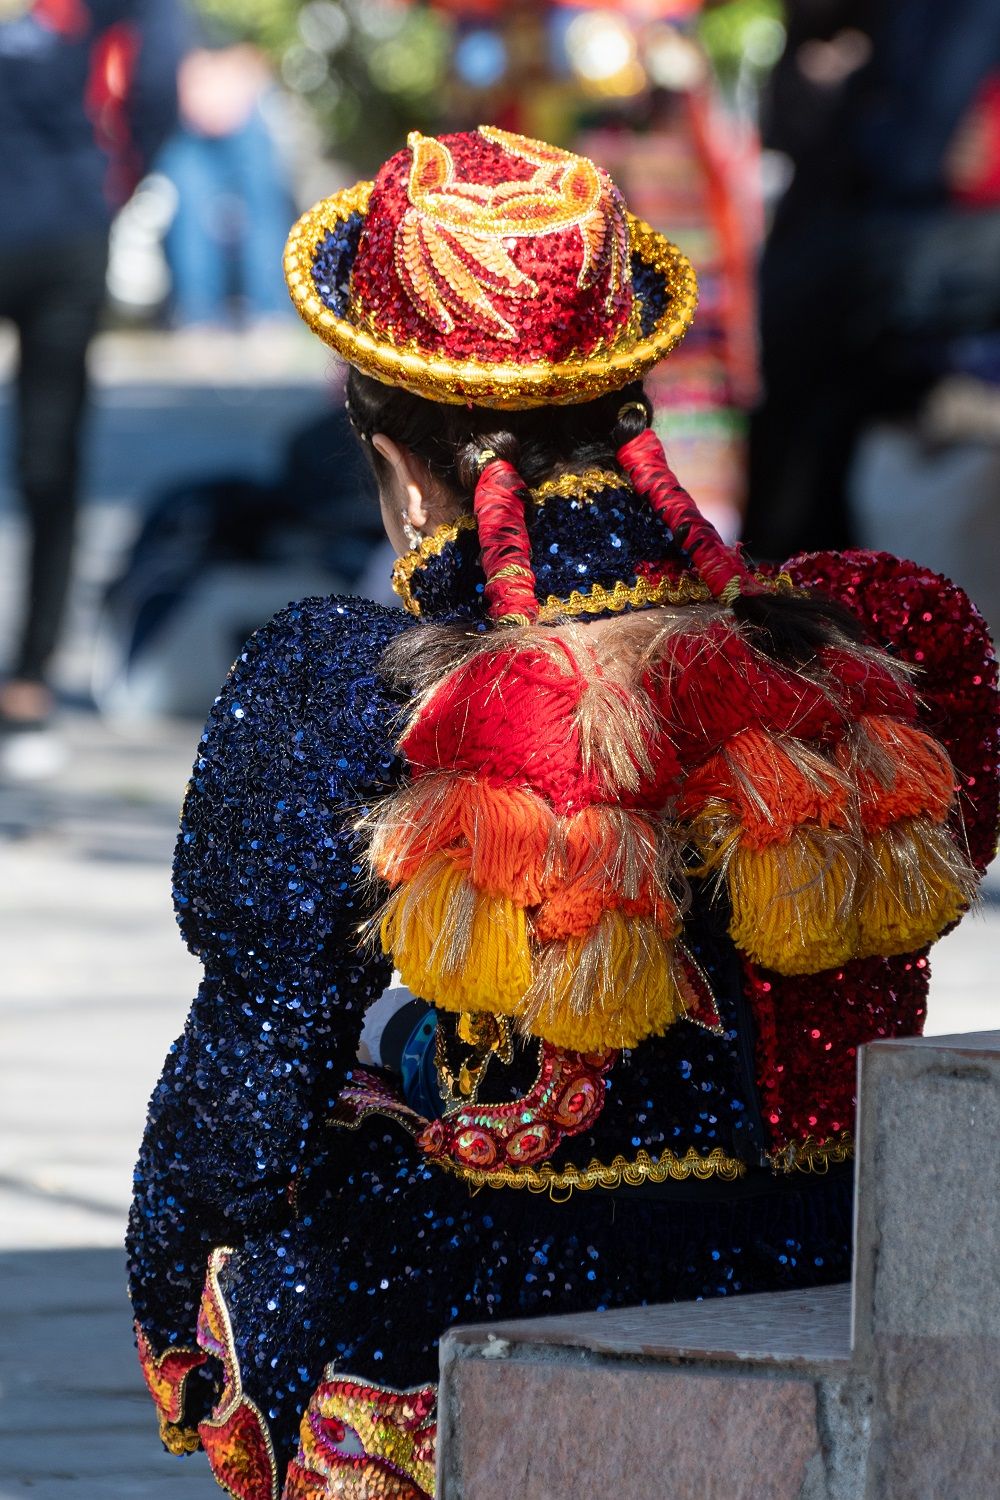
[853,1032,1000,1498]
[439,1285,852,1500]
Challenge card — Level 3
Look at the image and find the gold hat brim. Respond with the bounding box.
[283,181,698,411]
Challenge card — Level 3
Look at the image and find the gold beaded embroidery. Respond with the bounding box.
[435,1145,745,1200]
[768,1132,854,1173]
[158,1415,201,1455]
[529,467,623,504]
[284,186,697,409]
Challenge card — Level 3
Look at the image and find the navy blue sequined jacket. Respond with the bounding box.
[128,484,860,1472]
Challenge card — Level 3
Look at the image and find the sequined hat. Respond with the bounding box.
[283,125,697,409]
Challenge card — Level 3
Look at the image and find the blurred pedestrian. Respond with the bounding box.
[0,0,182,772]
[746,0,1000,559]
[158,42,294,329]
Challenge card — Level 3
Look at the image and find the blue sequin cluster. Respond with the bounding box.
[311,212,365,317]
[408,478,679,620]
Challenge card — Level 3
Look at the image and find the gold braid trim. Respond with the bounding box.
[537,572,711,622]
[434,1146,745,1200]
[529,467,624,504]
[767,1132,854,1174]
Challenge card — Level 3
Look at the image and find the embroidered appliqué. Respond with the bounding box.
[196,1247,280,1500]
[282,1375,436,1500]
[396,127,629,340]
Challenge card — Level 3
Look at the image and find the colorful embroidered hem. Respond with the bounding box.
[283,1376,436,1500]
[197,1247,280,1500]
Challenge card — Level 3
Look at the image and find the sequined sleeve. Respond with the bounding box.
[128,595,412,1355]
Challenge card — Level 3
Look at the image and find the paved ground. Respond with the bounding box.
[0,330,997,1498]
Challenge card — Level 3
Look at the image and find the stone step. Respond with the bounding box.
[437,1031,1000,1500]
[439,1283,853,1500]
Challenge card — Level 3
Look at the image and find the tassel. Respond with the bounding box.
[845,715,957,832]
[380,854,532,1014]
[525,912,687,1051]
[725,827,860,975]
[855,817,977,956]
[681,729,849,849]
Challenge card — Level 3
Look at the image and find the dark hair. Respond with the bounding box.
[346,367,651,500]
[347,367,864,662]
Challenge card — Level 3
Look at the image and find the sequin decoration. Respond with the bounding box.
[746,548,1000,1155]
[418,1044,614,1173]
[282,1376,436,1500]
[283,129,697,409]
[135,1323,207,1450]
[197,1248,280,1500]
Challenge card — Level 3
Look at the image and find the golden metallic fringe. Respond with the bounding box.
[522,912,687,1052]
[284,185,699,409]
[529,467,623,504]
[435,1145,746,1199]
[729,828,861,975]
[380,856,533,1017]
[768,1133,855,1174]
[854,816,978,958]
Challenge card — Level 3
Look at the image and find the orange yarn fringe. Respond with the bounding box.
[367,618,978,1048]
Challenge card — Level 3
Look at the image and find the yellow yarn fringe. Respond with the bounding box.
[854,816,976,957]
[726,828,860,975]
[380,856,532,1016]
[526,912,687,1051]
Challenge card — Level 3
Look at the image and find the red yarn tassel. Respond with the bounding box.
[617,428,755,602]
[473,457,539,625]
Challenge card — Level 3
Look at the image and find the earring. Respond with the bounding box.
[402,516,422,550]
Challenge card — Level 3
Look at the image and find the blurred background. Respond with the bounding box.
[1,2,998,1494]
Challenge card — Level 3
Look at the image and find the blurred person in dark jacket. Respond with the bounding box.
[0,0,183,767]
[746,0,1000,559]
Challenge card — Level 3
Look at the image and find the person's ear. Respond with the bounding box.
[371,433,430,532]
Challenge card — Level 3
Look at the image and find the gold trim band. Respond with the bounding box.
[435,1146,746,1200]
[767,1132,854,1174]
[529,467,624,504]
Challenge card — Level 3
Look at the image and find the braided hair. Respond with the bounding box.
[347,368,862,660]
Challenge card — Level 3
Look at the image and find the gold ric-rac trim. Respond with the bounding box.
[391,515,477,616]
[284,184,698,410]
[436,1146,745,1200]
[537,571,711,622]
[390,517,713,619]
[529,467,623,504]
[768,1132,855,1174]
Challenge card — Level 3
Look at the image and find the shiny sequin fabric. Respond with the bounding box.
[128,484,999,1497]
[283,128,697,408]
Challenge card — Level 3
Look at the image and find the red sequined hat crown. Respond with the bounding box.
[284,126,697,409]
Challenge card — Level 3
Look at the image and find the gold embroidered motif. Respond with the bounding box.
[529,467,623,504]
[768,1132,854,1173]
[158,1415,201,1455]
[284,185,697,410]
[435,1145,745,1199]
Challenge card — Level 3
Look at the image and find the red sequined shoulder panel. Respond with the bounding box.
[750,549,1000,1157]
[779,549,999,870]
